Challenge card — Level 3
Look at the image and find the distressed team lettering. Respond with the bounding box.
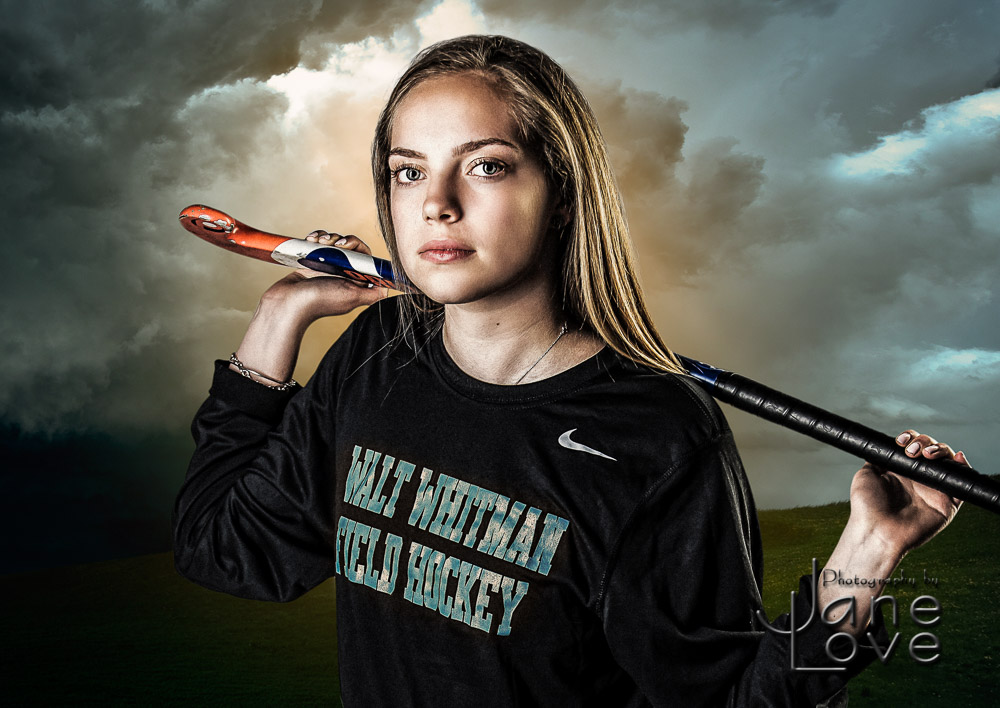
[337,445,572,638]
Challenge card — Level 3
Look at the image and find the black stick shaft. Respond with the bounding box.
[677,356,1000,515]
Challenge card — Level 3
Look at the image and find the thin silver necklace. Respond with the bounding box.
[514,323,569,385]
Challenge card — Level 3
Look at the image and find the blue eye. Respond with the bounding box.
[393,166,424,184]
[469,160,505,178]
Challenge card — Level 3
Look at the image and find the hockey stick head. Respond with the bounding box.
[178,204,397,289]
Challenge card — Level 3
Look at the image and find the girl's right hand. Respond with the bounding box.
[232,232,389,385]
[259,231,389,325]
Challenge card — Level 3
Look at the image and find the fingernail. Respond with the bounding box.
[334,237,348,246]
[896,433,911,445]
[925,444,938,453]
[906,442,920,454]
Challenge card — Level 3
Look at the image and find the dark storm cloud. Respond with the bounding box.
[987,64,1000,90]
[0,0,428,110]
[3,0,998,529]
[0,0,433,433]
[553,2,1000,505]
[588,84,687,190]
[583,82,768,280]
[478,0,841,34]
[653,90,1000,504]
[0,0,433,204]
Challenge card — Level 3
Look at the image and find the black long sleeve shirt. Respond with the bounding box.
[174,297,874,706]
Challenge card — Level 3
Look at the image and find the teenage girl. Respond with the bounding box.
[174,35,966,706]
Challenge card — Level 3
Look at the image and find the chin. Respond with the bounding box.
[418,283,490,306]
[409,268,547,308]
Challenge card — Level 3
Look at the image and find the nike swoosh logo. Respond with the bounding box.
[558,429,617,461]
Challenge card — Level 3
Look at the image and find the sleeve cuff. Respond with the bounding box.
[208,359,301,424]
[784,574,889,675]
[753,574,890,705]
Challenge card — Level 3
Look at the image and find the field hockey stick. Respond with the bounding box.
[179,204,1000,515]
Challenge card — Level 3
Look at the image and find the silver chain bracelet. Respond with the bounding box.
[229,352,299,391]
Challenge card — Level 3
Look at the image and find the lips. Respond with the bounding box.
[418,238,475,264]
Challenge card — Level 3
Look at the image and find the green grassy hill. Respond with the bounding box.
[758,500,1000,706]
[3,500,998,706]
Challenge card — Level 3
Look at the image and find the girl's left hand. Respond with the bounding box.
[847,429,966,560]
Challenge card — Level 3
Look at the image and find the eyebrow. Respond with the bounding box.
[388,137,519,160]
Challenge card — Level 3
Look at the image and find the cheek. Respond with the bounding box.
[390,201,420,268]
[390,193,418,239]
[507,189,554,245]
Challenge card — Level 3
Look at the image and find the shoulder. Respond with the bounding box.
[348,294,406,337]
[597,359,758,581]
[307,296,411,387]
[601,352,732,452]
[323,295,410,357]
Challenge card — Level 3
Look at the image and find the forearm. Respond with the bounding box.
[232,292,315,384]
[819,521,902,633]
[230,256,389,385]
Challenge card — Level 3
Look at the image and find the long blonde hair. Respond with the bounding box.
[371,35,685,375]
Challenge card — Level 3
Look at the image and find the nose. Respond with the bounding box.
[422,175,462,224]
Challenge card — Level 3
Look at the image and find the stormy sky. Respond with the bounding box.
[2,0,998,572]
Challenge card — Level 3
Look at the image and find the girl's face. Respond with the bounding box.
[388,73,560,309]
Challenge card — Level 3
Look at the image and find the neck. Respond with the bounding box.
[441,293,602,385]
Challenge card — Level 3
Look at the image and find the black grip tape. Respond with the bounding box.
[706,371,1000,514]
